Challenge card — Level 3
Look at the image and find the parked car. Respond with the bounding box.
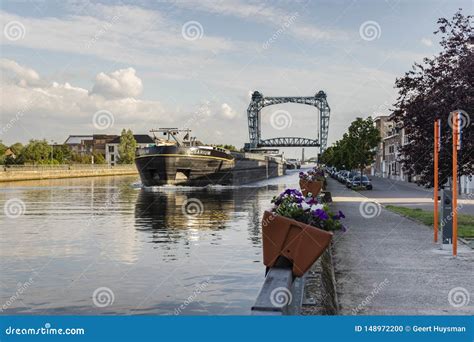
[347,175,373,190]
[340,171,353,184]
[345,171,361,186]
[337,170,348,183]
[336,171,343,182]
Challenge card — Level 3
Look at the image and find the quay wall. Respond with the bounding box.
[0,165,138,182]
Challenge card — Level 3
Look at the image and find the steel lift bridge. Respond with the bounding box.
[245,91,331,152]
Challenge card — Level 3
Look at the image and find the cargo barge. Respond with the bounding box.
[135,128,285,186]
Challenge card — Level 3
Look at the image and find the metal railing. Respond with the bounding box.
[251,258,305,315]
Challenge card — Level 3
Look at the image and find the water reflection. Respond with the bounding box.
[0,171,301,315]
[135,189,233,232]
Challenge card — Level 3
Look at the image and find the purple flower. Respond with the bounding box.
[332,210,345,220]
[313,208,329,220]
[283,188,302,197]
[299,168,325,182]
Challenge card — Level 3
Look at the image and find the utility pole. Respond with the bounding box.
[433,120,439,243]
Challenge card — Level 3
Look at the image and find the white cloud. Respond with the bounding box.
[174,0,349,41]
[0,6,236,71]
[220,103,238,119]
[0,58,40,85]
[0,59,251,146]
[0,60,169,142]
[92,68,143,99]
[421,38,433,47]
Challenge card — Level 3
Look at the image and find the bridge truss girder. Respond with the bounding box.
[258,137,320,147]
[246,90,330,151]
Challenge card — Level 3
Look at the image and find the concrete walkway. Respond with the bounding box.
[329,178,474,315]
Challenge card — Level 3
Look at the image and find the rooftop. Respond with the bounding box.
[64,135,93,145]
[109,135,154,144]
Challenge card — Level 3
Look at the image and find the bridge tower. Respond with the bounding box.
[245,90,330,152]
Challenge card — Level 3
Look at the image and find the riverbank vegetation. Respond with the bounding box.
[320,117,380,175]
[0,128,138,165]
[0,139,106,165]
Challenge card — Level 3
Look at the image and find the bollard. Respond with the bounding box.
[441,188,453,245]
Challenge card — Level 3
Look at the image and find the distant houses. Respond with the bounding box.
[372,115,473,194]
[64,133,154,165]
[372,115,406,180]
[64,135,94,155]
[105,134,154,165]
[4,148,16,159]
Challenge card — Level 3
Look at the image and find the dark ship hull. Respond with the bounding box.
[135,145,285,186]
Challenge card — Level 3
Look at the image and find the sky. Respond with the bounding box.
[0,0,470,157]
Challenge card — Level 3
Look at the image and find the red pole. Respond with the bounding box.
[434,120,439,243]
[452,114,458,256]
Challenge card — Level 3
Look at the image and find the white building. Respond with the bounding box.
[373,116,473,194]
[105,135,154,165]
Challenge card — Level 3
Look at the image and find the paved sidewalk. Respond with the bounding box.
[329,178,474,315]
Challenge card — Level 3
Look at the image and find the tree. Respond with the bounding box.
[320,145,334,166]
[345,117,381,176]
[52,144,72,164]
[92,152,106,164]
[71,152,92,164]
[322,138,352,170]
[0,141,7,164]
[118,129,137,164]
[321,117,380,175]
[392,10,473,186]
[9,142,24,156]
[19,139,52,164]
[216,144,238,151]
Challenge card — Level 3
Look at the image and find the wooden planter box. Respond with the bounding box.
[299,179,324,197]
[261,210,333,277]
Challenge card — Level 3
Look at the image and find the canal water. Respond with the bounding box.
[0,169,303,315]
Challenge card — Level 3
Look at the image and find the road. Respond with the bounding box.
[328,178,474,315]
[352,175,474,215]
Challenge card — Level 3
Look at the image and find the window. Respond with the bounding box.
[111,154,115,162]
[108,145,114,152]
[388,145,395,154]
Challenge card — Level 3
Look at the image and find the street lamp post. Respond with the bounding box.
[50,140,54,163]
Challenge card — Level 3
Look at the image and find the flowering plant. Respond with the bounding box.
[271,188,345,231]
[299,167,325,182]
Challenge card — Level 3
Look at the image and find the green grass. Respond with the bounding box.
[386,205,474,239]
